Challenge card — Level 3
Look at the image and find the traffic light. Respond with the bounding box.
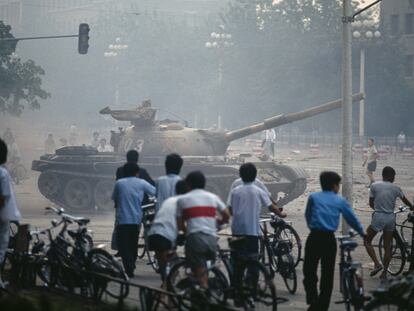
[78,23,90,54]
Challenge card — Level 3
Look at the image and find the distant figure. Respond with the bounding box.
[303,171,364,311]
[59,137,68,148]
[44,133,56,154]
[97,138,113,152]
[69,124,78,146]
[91,132,100,148]
[7,137,21,164]
[362,138,378,188]
[397,131,406,152]
[111,163,156,277]
[110,127,124,152]
[2,128,14,145]
[261,128,276,159]
[155,154,183,212]
[0,138,22,287]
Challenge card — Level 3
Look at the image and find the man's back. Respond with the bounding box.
[156,174,181,211]
[229,183,271,236]
[370,181,404,213]
[112,177,155,224]
[177,189,225,236]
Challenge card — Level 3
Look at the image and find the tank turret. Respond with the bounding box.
[32,93,363,211]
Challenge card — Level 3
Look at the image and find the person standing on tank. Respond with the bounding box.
[112,163,156,278]
[111,150,155,254]
[155,153,183,212]
[362,138,378,188]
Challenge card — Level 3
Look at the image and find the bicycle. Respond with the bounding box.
[336,231,366,311]
[363,274,414,310]
[377,206,414,276]
[259,215,298,294]
[167,236,278,310]
[137,203,159,272]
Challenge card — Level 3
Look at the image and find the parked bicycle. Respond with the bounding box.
[259,215,298,294]
[336,231,366,311]
[377,206,414,275]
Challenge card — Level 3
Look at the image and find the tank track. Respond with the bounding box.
[275,165,308,207]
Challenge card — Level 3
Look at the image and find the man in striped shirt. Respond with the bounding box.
[176,171,230,287]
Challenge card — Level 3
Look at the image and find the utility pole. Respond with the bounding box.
[358,47,365,138]
[342,0,353,234]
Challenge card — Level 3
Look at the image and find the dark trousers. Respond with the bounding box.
[116,224,140,276]
[231,236,259,286]
[303,231,337,311]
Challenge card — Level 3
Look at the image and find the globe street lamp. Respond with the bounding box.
[104,38,128,107]
[353,14,381,138]
[205,28,233,129]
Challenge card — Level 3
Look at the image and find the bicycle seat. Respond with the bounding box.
[69,216,90,225]
[340,240,358,251]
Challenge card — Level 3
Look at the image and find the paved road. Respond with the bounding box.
[14,148,414,310]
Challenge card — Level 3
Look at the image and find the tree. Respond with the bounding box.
[0,21,49,116]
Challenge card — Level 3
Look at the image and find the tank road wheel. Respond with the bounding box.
[38,172,61,197]
[94,180,114,211]
[64,179,93,210]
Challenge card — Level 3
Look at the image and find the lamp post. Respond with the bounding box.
[104,37,128,108]
[205,28,233,129]
[352,16,381,138]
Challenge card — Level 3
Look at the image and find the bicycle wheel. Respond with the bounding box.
[207,266,228,305]
[400,219,412,248]
[378,233,406,276]
[166,260,192,308]
[137,225,147,259]
[278,224,302,267]
[348,270,365,311]
[146,247,160,273]
[236,259,277,311]
[279,253,297,294]
[88,248,129,299]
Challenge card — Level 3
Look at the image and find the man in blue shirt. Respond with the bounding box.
[155,153,183,212]
[303,171,364,311]
[112,163,156,277]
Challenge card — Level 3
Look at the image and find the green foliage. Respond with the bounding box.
[0,21,50,116]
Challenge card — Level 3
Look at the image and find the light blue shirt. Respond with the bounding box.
[155,174,181,212]
[305,191,364,236]
[112,177,156,225]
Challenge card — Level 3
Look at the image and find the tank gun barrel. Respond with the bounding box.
[224,93,364,142]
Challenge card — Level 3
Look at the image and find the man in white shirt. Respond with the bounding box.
[262,128,276,159]
[362,138,378,188]
[0,139,22,286]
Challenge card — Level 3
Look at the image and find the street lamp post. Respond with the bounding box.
[103,37,128,108]
[352,17,381,138]
[205,28,233,130]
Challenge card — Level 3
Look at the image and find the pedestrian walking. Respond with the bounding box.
[111,150,155,254]
[362,138,378,188]
[364,166,413,279]
[155,153,183,212]
[148,180,188,287]
[111,163,156,278]
[303,171,365,311]
[0,139,21,287]
[176,171,230,288]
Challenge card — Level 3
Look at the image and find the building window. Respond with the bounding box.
[390,14,399,35]
[405,55,413,78]
[405,13,414,35]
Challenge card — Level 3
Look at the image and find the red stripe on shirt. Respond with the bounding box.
[182,206,216,220]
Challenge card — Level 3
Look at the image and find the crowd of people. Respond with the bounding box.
[0,135,413,311]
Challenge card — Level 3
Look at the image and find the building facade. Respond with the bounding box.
[381,0,414,78]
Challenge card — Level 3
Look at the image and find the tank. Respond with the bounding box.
[32,94,363,211]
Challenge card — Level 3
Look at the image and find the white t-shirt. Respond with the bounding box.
[367,145,378,163]
[369,181,404,214]
[229,183,272,236]
[176,189,226,236]
[148,196,180,243]
[0,166,21,222]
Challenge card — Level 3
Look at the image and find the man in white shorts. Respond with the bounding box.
[364,166,413,279]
